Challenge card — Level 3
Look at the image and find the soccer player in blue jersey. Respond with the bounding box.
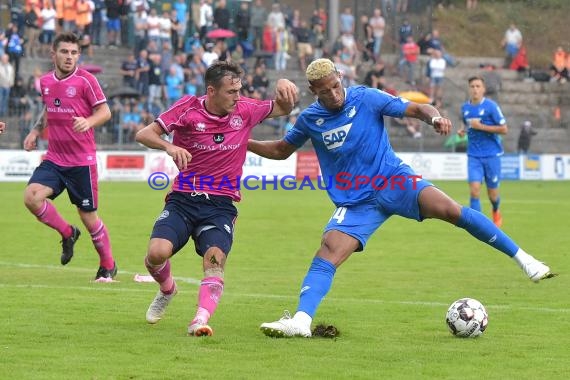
[459,76,506,227]
[248,58,556,338]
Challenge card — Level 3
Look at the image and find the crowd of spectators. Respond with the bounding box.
[1,0,563,146]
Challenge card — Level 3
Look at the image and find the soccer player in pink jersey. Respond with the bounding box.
[136,60,298,336]
[0,121,5,134]
[22,32,117,282]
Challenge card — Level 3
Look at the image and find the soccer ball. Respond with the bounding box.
[445,298,489,338]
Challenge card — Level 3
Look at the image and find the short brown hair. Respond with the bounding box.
[468,75,485,84]
[52,32,81,51]
[205,61,243,88]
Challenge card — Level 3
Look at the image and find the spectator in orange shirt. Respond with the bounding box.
[55,0,64,33]
[62,0,77,32]
[76,0,93,35]
[550,46,568,83]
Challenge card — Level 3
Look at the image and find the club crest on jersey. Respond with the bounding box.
[230,116,243,130]
[54,98,61,107]
[347,106,356,118]
[66,86,77,97]
[196,122,206,132]
[213,133,225,143]
[322,123,352,149]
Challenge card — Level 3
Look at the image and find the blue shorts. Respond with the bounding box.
[324,164,433,251]
[467,155,501,189]
[430,77,444,86]
[150,192,238,256]
[28,160,98,211]
[106,18,121,32]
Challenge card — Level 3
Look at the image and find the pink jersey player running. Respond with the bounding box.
[23,32,117,282]
[136,60,298,336]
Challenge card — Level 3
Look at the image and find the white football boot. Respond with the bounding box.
[260,311,312,338]
[146,287,177,324]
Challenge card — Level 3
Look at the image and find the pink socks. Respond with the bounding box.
[88,220,114,269]
[34,200,72,238]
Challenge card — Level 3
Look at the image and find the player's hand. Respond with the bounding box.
[72,116,92,133]
[457,128,466,138]
[23,131,39,151]
[167,146,192,170]
[0,122,6,134]
[275,79,299,108]
[432,116,452,136]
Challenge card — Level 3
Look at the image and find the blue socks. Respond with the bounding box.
[491,197,501,212]
[470,197,500,211]
[456,206,518,257]
[297,257,336,318]
[470,197,481,211]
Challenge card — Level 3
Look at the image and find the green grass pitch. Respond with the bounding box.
[1,181,568,379]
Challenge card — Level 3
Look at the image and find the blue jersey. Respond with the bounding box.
[461,97,506,157]
[285,86,409,206]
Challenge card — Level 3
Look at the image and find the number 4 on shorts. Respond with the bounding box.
[330,207,347,223]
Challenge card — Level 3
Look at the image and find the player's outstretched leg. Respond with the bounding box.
[260,310,312,338]
[513,251,558,283]
[456,206,557,282]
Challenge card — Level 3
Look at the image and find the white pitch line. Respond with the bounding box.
[1,261,568,314]
[0,283,567,314]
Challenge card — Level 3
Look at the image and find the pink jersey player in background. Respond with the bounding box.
[136,60,298,336]
[23,32,117,282]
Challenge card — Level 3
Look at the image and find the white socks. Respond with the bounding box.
[512,248,535,268]
[293,311,313,328]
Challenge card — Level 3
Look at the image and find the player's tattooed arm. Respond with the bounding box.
[23,107,46,151]
[32,107,47,133]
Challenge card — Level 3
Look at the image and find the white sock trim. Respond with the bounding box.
[512,249,534,267]
[293,311,313,327]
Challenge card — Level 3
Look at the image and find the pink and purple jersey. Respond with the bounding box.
[157,95,273,201]
[41,67,107,167]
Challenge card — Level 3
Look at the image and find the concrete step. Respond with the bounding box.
[445,67,520,82]
[500,92,553,106]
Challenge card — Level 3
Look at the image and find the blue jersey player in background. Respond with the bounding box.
[248,58,556,338]
[459,76,507,227]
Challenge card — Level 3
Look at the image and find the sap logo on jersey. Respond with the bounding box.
[322,124,352,149]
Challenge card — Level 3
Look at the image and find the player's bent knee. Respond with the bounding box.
[23,187,45,211]
[147,238,174,262]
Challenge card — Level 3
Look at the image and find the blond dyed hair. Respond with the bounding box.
[306,58,337,82]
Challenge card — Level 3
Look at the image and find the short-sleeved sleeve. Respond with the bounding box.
[364,88,409,119]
